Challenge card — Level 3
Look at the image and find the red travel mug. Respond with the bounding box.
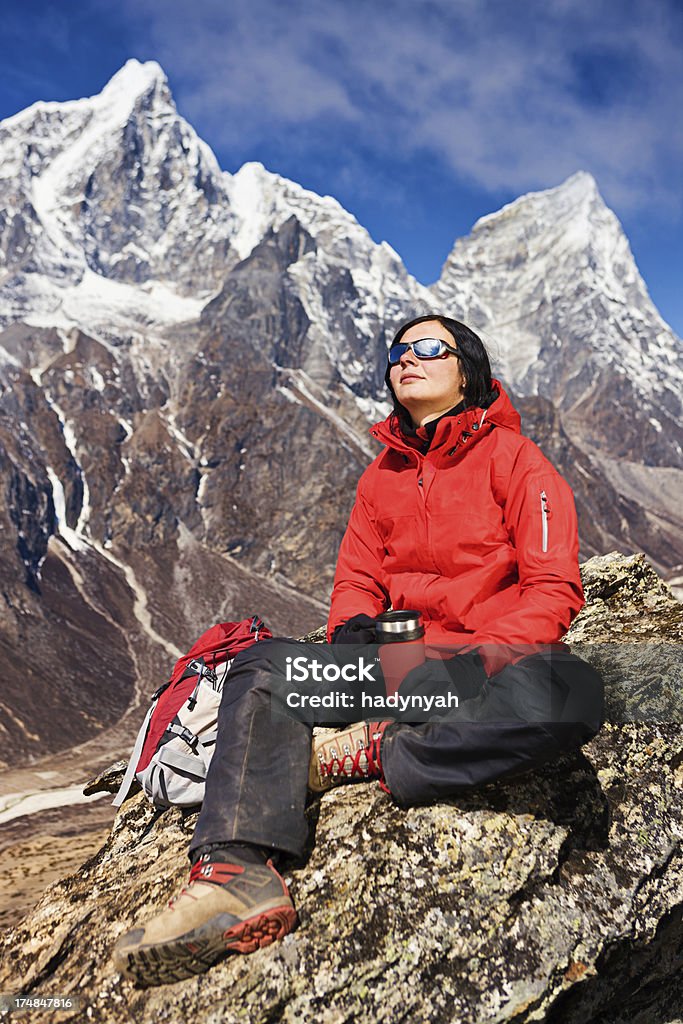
[375,611,425,698]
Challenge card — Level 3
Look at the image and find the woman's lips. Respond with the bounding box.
[400,373,423,383]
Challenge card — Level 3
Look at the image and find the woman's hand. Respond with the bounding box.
[331,614,378,645]
[398,651,486,700]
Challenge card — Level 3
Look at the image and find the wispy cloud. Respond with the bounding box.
[122,0,683,214]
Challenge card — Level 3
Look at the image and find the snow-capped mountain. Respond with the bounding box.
[434,172,683,467]
[0,60,427,389]
[1,60,681,764]
[0,62,236,303]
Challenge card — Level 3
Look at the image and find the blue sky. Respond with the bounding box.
[2,0,682,335]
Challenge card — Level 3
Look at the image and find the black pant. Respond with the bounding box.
[190,639,604,860]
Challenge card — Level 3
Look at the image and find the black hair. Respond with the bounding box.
[385,314,493,433]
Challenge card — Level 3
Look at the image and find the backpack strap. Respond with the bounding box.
[112,702,156,808]
[165,722,200,751]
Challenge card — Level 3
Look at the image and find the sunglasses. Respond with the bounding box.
[388,337,460,365]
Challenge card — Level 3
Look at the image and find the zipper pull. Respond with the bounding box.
[540,490,551,553]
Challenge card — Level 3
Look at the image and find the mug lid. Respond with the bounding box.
[375,610,424,635]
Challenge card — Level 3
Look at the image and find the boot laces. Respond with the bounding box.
[319,728,383,782]
[169,857,245,908]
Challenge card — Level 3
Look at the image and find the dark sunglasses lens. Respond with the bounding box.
[388,338,446,364]
[412,339,444,359]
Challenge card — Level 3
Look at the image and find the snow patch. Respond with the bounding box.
[280,367,375,459]
[163,412,196,462]
[0,785,109,824]
[277,385,302,405]
[197,471,210,505]
[117,417,133,439]
[90,366,105,392]
[45,466,88,553]
[39,385,91,541]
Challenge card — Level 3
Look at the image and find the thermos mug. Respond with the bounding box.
[375,610,425,698]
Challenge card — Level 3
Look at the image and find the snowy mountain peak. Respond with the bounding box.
[435,169,641,322]
[471,170,606,240]
[225,158,424,318]
[99,59,169,106]
[546,169,599,200]
[226,160,369,262]
[0,59,179,207]
[79,59,175,133]
[0,59,240,330]
[0,59,171,140]
[434,172,682,444]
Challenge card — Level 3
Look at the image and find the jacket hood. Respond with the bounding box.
[370,378,521,452]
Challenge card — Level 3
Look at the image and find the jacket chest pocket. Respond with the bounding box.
[376,513,429,569]
[429,511,512,572]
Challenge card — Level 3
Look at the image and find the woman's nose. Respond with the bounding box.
[399,345,418,366]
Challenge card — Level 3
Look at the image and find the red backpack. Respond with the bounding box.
[113,616,271,809]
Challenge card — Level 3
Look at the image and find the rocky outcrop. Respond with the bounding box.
[1,553,681,1023]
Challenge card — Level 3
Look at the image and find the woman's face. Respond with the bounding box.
[389,321,466,426]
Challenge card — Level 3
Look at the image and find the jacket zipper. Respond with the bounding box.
[416,458,437,570]
[540,490,549,552]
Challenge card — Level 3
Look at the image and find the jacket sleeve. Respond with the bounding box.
[327,483,390,641]
[466,444,585,674]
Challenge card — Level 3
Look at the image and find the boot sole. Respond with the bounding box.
[116,905,298,986]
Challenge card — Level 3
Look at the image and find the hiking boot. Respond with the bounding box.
[309,721,389,793]
[112,854,297,986]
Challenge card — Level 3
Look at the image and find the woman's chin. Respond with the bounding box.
[395,386,427,408]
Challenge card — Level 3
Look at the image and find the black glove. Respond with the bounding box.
[397,651,486,700]
[331,614,377,645]
[396,658,452,699]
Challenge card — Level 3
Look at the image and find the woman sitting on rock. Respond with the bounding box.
[114,314,604,984]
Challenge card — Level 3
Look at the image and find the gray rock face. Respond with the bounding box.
[0,554,681,1023]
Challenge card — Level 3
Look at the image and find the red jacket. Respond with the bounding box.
[327,382,584,673]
